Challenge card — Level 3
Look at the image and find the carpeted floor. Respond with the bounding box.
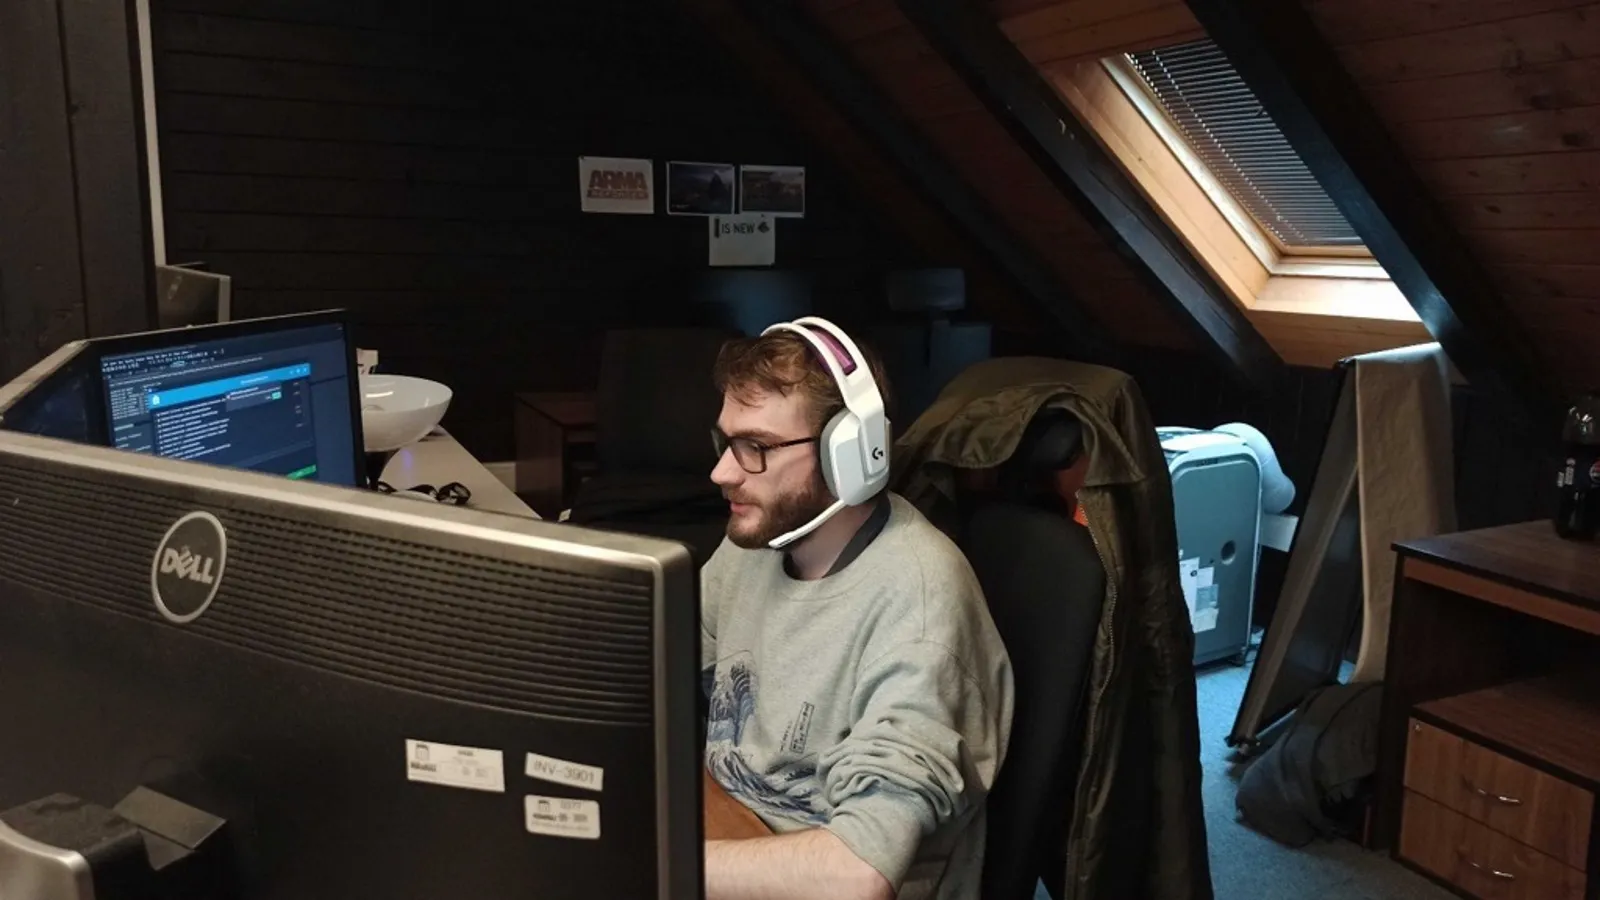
[1194,663,1452,900]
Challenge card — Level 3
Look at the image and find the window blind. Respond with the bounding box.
[1127,39,1363,250]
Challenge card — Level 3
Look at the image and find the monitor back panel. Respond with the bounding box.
[0,436,699,900]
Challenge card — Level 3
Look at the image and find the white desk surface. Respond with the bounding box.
[380,428,537,519]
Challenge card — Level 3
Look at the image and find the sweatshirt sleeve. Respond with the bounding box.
[817,640,1003,890]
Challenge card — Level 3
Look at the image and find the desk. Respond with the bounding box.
[703,769,772,841]
[381,428,538,518]
[514,391,597,517]
[1377,522,1600,899]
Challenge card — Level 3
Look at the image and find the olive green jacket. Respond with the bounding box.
[892,357,1213,900]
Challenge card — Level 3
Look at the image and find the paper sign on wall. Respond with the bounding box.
[579,156,654,214]
[708,213,775,267]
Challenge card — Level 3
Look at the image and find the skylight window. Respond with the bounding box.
[1125,38,1365,255]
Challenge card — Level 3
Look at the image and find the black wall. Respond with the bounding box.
[0,0,152,382]
[148,0,924,457]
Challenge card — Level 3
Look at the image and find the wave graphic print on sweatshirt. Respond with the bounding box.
[705,653,826,826]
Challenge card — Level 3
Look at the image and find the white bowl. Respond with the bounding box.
[359,374,452,452]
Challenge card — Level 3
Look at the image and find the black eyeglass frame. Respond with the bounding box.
[711,429,819,475]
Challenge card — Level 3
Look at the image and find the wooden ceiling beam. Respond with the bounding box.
[733,0,1118,362]
[898,0,1282,393]
[1185,0,1559,422]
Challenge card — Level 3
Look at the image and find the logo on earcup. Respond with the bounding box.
[871,447,885,461]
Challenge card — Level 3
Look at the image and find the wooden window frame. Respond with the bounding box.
[1044,55,1431,366]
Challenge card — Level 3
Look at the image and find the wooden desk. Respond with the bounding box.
[381,427,538,518]
[1377,521,1600,898]
[513,391,596,517]
[703,768,772,841]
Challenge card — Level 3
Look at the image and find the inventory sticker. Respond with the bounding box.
[526,752,605,792]
[405,739,505,793]
[525,795,601,840]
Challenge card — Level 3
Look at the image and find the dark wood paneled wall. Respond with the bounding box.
[149,0,924,458]
[0,0,153,382]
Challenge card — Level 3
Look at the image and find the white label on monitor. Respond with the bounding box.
[405,739,505,793]
[526,752,605,792]
[525,795,601,840]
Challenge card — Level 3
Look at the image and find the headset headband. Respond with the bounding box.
[761,317,888,478]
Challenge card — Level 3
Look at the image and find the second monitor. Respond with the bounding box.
[95,313,364,487]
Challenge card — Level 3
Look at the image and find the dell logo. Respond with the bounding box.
[160,546,217,586]
[151,511,228,624]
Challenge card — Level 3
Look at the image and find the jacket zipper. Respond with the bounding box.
[1068,496,1117,898]
[1081,510,1117,743]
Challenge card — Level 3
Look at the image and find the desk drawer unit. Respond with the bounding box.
[1400,791,1585,900]
[1404,719,1592,870]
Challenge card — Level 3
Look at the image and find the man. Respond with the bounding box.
[699,319,1013,900]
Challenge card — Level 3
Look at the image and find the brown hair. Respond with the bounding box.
[713,329,891,431]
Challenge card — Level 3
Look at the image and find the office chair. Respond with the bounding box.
[566,327,736,563]
[962,409,1104,900]
[591,327,735,475]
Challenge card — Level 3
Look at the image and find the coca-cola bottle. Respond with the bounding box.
[1555,392,1600,540]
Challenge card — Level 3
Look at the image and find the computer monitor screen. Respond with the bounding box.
[0,340,99,444]
[156,264,234,328]
[94,313,363,486]
[0,430,703,900]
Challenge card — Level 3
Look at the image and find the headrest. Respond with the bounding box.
[1015,408,1084,471]
[997,408,1084,504]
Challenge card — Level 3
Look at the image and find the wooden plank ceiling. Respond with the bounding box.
[1301,0,1600,391]
[802,0,1194,351]
[714,0,1595,386]
[986,0,1440,368]
[682,0,1066,343]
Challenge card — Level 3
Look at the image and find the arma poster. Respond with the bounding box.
[578,156,654,214]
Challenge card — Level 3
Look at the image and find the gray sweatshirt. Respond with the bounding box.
[700,493,1014,900]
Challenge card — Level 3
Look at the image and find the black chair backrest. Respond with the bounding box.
[966,505,1103,900]
[996,407,1083,505]
[594,327,736,473]
[964,407,1100,900]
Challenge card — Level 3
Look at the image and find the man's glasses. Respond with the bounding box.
[712,429,818,475]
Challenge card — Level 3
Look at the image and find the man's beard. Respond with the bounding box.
[726,474,833,549]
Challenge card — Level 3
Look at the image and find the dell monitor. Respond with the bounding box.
[0,429,703,900]
[0,311,366,488]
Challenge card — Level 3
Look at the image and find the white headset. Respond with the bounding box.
[758,316,890,549]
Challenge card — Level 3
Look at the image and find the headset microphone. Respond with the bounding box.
[758,317,890,549]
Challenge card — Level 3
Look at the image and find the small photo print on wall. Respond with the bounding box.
[667,161,736,216]
[739,165,805,218]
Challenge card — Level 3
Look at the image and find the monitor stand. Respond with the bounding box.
[0,788,230,900]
